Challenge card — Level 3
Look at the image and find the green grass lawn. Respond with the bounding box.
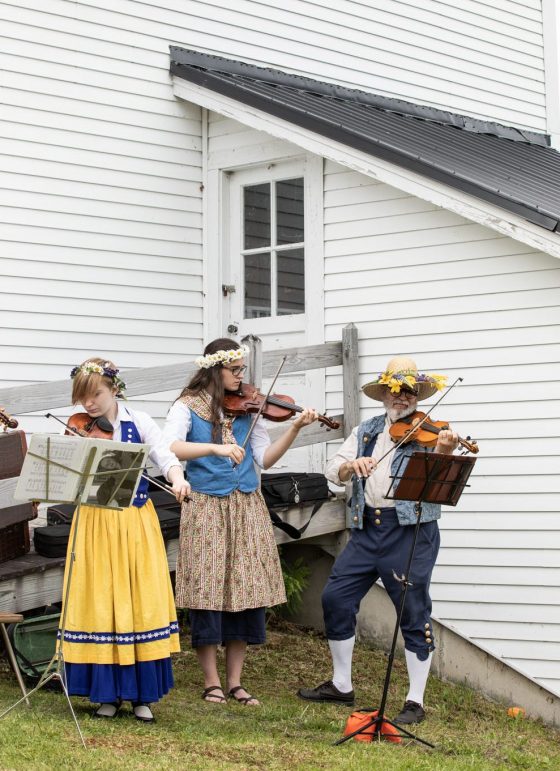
[0,623,558,771]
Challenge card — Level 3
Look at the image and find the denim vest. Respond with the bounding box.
[120,417,150,508]
[186,412,258,496]
[349,414,441,528]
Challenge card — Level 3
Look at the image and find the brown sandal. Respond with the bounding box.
[228,686,260,706]
[202,685,226,704]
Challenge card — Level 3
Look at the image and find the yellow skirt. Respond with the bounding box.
[60,499,180,666]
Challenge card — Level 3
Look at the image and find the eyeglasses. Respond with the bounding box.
[390,389,417,400]
[222,365,247,377]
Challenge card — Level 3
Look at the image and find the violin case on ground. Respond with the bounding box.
[261,472,334,539]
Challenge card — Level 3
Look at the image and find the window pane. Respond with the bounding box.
[277,248,304,316]
[244,252,271,318]
[276,178,304,245]
[244,183,271,250]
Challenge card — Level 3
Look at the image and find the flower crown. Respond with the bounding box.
[70,361,127,396]
[195,345,250,370]
[375,369,447,395]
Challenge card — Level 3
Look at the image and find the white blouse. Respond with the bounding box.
[163,400,271,469]
[112,403,182,481]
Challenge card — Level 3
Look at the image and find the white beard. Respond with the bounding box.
[386,403,417,423]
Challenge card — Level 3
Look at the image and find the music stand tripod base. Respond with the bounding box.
[0,448,96,748]
[335,451,477,749]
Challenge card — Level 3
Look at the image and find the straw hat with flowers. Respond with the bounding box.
[362,356,447,402]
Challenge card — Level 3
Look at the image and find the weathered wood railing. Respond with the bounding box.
[0,325,359,613]
[0,328,359,431]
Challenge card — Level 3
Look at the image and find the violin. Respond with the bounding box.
[65,412,114,439]
[0,406,19,430]
[389,411,479,454]
[222,383,340,430]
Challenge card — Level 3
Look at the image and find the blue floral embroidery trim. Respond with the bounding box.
[58,621,179,644]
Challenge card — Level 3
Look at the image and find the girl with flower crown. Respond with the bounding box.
[163,338,318,706]
[60,357,190,723]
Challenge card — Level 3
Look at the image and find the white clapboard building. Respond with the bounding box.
[1,0,559,703]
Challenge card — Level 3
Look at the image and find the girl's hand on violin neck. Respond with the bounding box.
[435,429,459,454]
[292,407,319,429]
[214,443,245,464]
[340,456,377,482]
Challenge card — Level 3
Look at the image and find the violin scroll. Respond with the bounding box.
[0,406,19,430]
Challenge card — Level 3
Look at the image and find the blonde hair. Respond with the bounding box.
[70,357,119,404]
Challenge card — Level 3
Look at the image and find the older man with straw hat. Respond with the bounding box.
[298,357,458,725]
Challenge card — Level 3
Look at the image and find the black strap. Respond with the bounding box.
[268,499,328,540]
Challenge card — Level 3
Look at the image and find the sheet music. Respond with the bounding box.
[14,434,150,507]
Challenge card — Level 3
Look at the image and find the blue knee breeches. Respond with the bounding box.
[322,506,440,661]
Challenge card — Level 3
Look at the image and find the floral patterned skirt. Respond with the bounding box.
[175,489,286,612]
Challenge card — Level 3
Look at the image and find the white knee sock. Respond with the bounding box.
[329,636,355,693]
[405,648,432,706]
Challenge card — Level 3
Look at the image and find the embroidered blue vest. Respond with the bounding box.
[120,418,150,508]
[186,411,258,496]
[349,414,441,529]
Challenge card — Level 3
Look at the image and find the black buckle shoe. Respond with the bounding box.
[394,700,425,725]
[297,680,355,705]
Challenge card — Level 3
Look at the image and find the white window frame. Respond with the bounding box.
[205,148,323,345]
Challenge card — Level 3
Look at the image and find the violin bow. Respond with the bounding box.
[374,376,465,465]
[238,355,287,452]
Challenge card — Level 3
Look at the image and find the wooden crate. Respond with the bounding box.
[0,521,30,563]
[0,431,37,556]
[0,430,27,480]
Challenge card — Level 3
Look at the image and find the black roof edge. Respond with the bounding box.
[170,54,558,232]
[170,47,550,149]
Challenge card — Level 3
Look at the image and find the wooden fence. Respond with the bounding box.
[0,325,359,613]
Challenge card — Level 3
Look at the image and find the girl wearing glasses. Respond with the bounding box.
[163,338,318,706]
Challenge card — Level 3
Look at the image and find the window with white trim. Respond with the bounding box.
[242,177,305,319]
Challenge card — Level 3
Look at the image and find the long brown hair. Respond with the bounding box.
[178,338,243,442]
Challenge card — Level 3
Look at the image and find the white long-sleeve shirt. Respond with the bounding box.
[325,417,396,507]
[163,400,271,469]
[111,403,182,481]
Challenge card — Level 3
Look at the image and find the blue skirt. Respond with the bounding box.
[64,658,174,704]
[189,607,266,647]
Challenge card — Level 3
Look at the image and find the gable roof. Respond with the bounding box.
[170,47,560,235]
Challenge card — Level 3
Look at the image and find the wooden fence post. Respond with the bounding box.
[242,334,263,390]
[342,323,360,438]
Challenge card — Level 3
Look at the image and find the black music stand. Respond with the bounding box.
[0,436,147,749]
[335,450,477,748]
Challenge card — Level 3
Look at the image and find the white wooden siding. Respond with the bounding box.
[0,0,204,429]
[34,0,547,131]
[323,158,560,697]
[2,0,544,133]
